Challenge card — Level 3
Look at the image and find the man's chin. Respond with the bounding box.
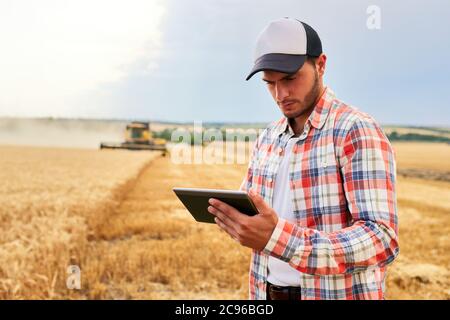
[280,103,303,118]
[281,103,316,120]
[282,110,301,119]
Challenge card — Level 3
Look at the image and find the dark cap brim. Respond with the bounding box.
[245,53,307,81]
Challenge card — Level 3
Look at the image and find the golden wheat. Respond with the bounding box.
[0,145,159,299]
[0,142,449,299]
[392,142,450,172]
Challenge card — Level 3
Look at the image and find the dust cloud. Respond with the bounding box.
[0,117,131,149]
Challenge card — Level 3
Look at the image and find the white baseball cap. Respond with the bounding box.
[246,18,322,81]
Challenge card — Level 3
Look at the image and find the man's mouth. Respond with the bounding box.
[280,101,296,108]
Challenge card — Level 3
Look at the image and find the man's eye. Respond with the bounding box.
[285,77,296,81]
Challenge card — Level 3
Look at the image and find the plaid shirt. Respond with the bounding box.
[240,87,399,300]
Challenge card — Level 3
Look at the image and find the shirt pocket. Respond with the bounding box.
[316,144,348,231]
[251,148,279,197]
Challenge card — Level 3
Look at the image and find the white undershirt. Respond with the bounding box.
[267,136,302,286]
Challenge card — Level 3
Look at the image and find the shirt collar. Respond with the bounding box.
[274,86,335,137]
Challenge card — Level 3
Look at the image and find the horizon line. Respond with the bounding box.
[0,115,449,129]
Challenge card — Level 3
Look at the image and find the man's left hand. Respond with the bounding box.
[207,189,278,251]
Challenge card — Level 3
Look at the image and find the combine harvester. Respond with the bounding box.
[100,121,167,156]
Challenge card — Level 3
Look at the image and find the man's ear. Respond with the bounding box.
[317,54,327,77]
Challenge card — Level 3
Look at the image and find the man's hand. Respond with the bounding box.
[207,189,278,251]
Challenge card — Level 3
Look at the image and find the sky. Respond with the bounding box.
[0,0,449,126]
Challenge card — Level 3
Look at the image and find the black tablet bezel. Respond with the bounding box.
[173,187,259,224]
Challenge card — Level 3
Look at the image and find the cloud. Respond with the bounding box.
[0,0,166,117]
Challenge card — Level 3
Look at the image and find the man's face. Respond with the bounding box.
[262,60,321,120]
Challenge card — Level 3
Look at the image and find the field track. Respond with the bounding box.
[80,154,251,299]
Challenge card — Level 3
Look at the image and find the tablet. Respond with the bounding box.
[172,187,259,224]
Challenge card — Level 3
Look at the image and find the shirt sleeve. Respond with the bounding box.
[262,117,399,275]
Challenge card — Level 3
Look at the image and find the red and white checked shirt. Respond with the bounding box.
[240,86,399,300]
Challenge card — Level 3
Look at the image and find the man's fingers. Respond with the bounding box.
[214,217,240,242]
[208,204,242,242]
[208,198,243,223]
[208,205,232,225]
[248,189,269,213]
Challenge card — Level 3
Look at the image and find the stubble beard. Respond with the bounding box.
[285,69,320,121]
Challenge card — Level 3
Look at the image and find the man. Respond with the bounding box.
[207,17,399,300]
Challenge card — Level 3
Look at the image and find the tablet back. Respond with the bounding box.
[173,188,259,223]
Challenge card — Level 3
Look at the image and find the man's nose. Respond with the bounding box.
[275,83,288,102]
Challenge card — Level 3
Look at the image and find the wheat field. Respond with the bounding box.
[0,145,159,298]
[0,142,449,299]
